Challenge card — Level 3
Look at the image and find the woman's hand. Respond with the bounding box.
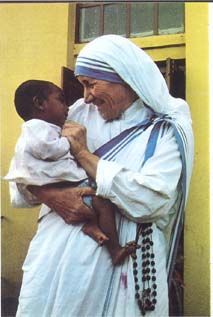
[28,184,96,225]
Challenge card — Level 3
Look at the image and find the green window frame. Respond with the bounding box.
[76,2,184,43]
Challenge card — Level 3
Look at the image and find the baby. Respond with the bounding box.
[5,80,137,265]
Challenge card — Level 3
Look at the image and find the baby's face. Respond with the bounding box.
[43,86,68,127]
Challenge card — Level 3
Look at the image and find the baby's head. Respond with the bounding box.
[14,80,68,127]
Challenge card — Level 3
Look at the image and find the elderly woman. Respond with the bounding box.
[16,35,194,317]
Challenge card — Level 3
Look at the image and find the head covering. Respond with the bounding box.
[75,35,181,113]
[75,34,194,200]
[75,56,124,84]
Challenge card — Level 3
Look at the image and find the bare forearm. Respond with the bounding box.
[28,184,65,210]
[75,150,100,180]
[28,184,52,202]
[62,122,100,179]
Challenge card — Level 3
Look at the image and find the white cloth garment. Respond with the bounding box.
[5,119,87,207]
[16,35,194,317]
[17,99,183,317]
[75,35,194,202]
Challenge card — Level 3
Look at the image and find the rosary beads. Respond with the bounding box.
[132,223,157,316]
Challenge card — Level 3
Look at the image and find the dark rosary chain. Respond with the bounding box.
[132,223,157,316]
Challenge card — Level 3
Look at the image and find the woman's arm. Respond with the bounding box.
[96,125,182,225]
[62,122,182,226]
[28,184,96,224]
[62,122,99,179]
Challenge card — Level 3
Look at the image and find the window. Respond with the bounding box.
[104,3,126,36]
[130,3,154,37]
[76,2,184,43]
[158,3,184,35]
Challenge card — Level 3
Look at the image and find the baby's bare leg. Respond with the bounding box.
[92,196,138,265]
[81,194,109,245]
[82,215,109,245]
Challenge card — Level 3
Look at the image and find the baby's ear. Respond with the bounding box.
[33,96,45,111]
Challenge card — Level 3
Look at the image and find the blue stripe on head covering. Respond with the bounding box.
[75,57,124,84]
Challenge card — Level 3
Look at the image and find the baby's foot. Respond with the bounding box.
[82,223,109,245]
[111,241,140,266]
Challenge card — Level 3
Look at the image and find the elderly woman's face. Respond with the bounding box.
[77,76,135,121]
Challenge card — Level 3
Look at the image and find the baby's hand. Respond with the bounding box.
[62,122,88,157]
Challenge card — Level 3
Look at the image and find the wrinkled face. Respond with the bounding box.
[77,76,133,121]
[42,86,68,127]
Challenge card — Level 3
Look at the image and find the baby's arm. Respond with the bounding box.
[14,120,87,184]
[25,120,71,161]
[5,120,89,208]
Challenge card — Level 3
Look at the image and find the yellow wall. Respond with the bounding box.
[0,3,69,298]
[0,3,211,315]
[184,3,210,316]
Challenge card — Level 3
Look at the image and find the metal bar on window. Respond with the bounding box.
[153,3,159,35]
[75,5,80,43]
[101,4,104,35]
[165,58,175,91]
[126,2,131,38]
[183,3,185,33]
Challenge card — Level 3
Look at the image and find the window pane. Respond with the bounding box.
[104,4,126,36]
[159,3,184,35]
[130,3,154,37]
[79,6,100,42]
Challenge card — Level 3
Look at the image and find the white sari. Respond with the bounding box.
[17,98,183,317]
